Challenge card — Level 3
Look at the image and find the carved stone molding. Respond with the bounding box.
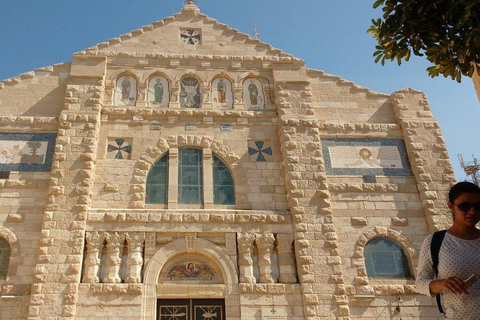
[237,233,255,284]
[255,233,276,283]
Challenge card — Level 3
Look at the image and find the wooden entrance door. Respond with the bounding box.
[157,299,225,320]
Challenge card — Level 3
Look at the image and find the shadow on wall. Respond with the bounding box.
[22,83,67,117]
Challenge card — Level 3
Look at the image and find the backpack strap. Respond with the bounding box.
[430,230,447,314]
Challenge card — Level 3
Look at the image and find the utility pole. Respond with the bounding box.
[458,154,480,186]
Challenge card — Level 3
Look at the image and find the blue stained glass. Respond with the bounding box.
[146,154,169,204]
[114,151,123,160]
[107,145,117,153]
[257,153,266,162]
[0,237,11,278]
[364,238,412,279]
[179,149,203,204]
[213,155,235,205]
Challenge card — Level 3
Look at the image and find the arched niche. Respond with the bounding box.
[211,76,233,109]
[141,238,238,319]
[242,78,265,109]
[113,74,138,106]
[180,75,202,108]
[147,75,170,108]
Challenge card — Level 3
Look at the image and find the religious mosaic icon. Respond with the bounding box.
[165,259,217,282]
[106,138,132,160]
[147,76,169,107]
[243,78,265,109]
[180,77,201,108]
[0,133,56,172]
[113,76,137,106]
[248,141,273,162]
[322,138,412,176]
[211,77,233,108]
[180,29,201,45]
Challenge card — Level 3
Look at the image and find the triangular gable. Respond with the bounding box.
[76,6,303,63]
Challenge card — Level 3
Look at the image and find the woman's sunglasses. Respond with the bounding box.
[455,202,480,213]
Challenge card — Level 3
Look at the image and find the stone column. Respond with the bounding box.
[237,233,255,283]
[391,88,456,232]
[168,148,179,209]
[203,148,214,208]
[82,232,104,283]
[276,234,297,283]
[28,55,106,319]
[103,232,124,283]
[255,233,276,283]
[274,62,350,319]
[125,232,145,283]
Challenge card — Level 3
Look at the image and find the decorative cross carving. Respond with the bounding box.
[107,139,132,159]
[248,141,272,162]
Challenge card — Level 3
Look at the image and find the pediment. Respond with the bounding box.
[76,6,302,63]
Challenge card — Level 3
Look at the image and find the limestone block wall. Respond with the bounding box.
[92,112,286,211]
[0,64,70,117]
[308,70,395,124]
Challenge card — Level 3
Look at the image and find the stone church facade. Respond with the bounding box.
[0,2,456,320]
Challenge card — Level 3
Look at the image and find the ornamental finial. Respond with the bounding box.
[182,0,199,9]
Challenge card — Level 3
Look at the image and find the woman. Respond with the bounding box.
[416,181,480,319]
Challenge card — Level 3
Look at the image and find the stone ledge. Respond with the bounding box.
[0,116,57,125]
[78,283,142,295]
[346,284,418,296]
[102,107,278,120]
[0,179,49,189]
[238,283,301,294]
[328,183,418,193]
[87,209,291,225]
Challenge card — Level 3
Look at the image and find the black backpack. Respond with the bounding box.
[430,230,447,314]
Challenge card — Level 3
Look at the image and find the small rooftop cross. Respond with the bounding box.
[253,24,260,39]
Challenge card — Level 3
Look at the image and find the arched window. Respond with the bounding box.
[145,149,236,206]
[364,237,412,279]
[146,153,169,204]
[213,155,235,205]
[0,237,11,278]
[178,148,203,204]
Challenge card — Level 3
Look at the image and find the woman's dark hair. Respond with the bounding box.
[448,181,480,203]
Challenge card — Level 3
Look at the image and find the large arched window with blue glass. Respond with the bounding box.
[364,237,412,279]
[146,153,169,204]
[146,149,235,206]
[213,155,235,205]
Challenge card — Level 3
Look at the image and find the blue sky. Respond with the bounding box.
[0,0,478,180]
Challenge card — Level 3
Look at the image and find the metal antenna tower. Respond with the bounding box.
[458,154,480,186]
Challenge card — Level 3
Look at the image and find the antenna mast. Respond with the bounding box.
[458,154,480,186]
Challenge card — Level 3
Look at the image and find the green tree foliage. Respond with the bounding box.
[368,0,480,82]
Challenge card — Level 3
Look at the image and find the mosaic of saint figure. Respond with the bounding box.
[147,76,169,107]
[114,76,137,106]
[346,148,381,168]
[154,80,164,104]
[121,77,131,101]
[248,81,259,105]
[243,78,265,109]
[211,77,233,108]
[217,79,226,104]
[180,77,201,108]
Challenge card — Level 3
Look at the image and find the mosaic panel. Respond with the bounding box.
[165,259,218,282]
[147,76,170,107]
[322,138,412,176]
[113,76,137,106]
[248,140,273,162]
[180,29,201,45]
[180,77,201,108]
[106,138,132,160]
[211,77,233,108]
[0,133,56,172]
[243,78,265,109]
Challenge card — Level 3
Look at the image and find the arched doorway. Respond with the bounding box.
[142,238,239,320]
